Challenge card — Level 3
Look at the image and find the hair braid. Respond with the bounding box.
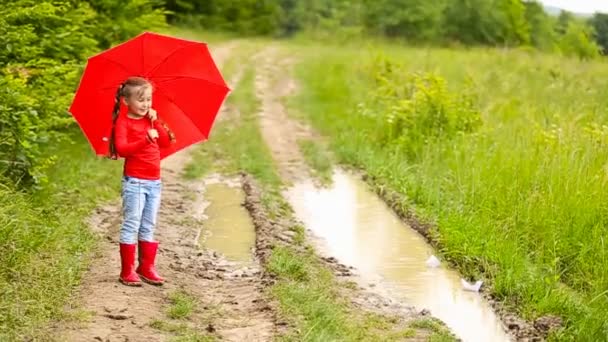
[108,83,124,159]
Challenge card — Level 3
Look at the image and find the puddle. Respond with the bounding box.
[285,169,512,342]
[200,183,256,263]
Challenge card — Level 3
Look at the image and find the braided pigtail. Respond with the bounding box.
[159,120,176,143]
[108,83,125,159]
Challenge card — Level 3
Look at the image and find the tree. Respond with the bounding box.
[558,21,601,59]
[524,0,557,50]
[555,10,574,35]
[590,13,608,54]
[497,0,530,45]
[84,0,167,49]
[363,0,446,41]
[166,0,281,35]
[443,0,529,46]
[443,0,497,45]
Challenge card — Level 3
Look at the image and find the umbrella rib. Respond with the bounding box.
[145,45,189,78]
[142,33,145,79]
[154,87,206,136]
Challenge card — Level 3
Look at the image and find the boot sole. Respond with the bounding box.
[139,274,164,286]
[119,278,142,287]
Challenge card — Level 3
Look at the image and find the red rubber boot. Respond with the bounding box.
[136,240,164,285]
[119,243,142,286]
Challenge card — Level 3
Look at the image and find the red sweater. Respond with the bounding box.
[114,113,173,180]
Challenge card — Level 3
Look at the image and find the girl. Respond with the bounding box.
[110,76,175,286]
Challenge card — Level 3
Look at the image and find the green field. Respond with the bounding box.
[4,1,608,338]
[289,41,608,340]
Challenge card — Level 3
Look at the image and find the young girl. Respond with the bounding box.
[110,76,175,286]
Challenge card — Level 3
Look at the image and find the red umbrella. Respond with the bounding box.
[69,31,230,159]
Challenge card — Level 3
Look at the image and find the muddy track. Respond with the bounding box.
[54,43,277,342]
[255,47,315,185]
[251,46,447,333]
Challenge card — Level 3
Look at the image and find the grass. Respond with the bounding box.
[185,43,454,341]
[151,289,216,342]
[409,318,456,341]
[268,245,430,341]
[298,139,333,185]
[168,290,198,320]
[0,132,122,340]
[289,40,608,340]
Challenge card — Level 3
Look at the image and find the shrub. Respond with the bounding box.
[0,0,167,187]
[358,56,482,159]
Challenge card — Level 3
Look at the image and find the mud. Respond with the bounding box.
[198,181,256,263]
[255,47,315,185]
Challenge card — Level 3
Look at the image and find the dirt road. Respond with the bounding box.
[55,44,276,342]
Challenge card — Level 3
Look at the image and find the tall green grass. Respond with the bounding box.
[0,132,121,340]
[291,42,608,340]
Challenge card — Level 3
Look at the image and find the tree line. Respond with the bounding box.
[166,0,608,58]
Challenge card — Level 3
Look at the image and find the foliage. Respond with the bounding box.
[524,0,557,50]
[558,21,601,59]
[443,0,530,46]
[0,1,162,337]
[84,0,167,49]
[363,0,446,41]
[590,13,608,54]
[0,0,166,187]
[165,0,282,35]
[165,0,607,60]
[358,56,481,158]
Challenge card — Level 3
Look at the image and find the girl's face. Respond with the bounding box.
[124,85,152,117]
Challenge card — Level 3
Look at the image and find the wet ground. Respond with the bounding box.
[286,169,512,342]
[200,182,256,264]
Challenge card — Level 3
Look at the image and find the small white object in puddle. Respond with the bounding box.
[461,278,483,292]
[425,255,441,268]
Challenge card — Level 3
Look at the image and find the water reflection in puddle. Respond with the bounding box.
[200,183,256,263]
[285,169,511,342]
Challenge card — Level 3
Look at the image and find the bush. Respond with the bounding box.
[357,56,482,159]
[84,0,167,49]
[558,21,601,60]
[0,0,167,187]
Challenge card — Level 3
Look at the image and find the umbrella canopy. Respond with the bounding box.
[69,31,230,159]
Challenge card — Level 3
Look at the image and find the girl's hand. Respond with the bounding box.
[147,108,157,121]
[147,129,159,140]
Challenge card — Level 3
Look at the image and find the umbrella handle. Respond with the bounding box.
[147,110,156,125]
[146,111,156,139]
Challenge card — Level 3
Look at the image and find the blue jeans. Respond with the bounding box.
[120,176,162,244]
